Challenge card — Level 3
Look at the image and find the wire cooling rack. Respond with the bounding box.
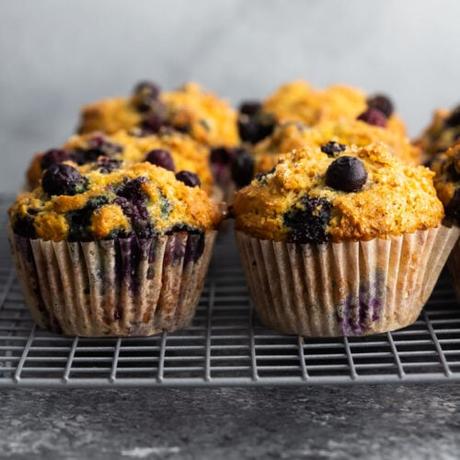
[1,196,460,386]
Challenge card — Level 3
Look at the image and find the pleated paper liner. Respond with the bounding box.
[236,225,460,337]
[10,230,217,337]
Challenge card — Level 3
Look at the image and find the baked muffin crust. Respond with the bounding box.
[79,82,238,147]
[11,162,222,242]
[27,130,214,195]
[252,120,421,174]
[233,143,443,242]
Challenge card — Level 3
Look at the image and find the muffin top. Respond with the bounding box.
[233,143,443,242]
[252,120,421,172]
[27,130,214,195]
[10,162,222,242]
[78,81,239,147]
[431,142,460,225]
[238,81,407,146]
[416,105,460,159]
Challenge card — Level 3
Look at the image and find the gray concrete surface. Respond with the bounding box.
[2,2,460,459]
[1,0,460,192]
[1,385,460,460]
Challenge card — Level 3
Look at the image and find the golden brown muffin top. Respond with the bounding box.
[233,143,443,242]
[252,120,421,174]
[26,130,214,195]
[261,81,407,135]
[10,162,222,242]
[415,106,460,159]
[431,142,460,225]
[78,81,239,147]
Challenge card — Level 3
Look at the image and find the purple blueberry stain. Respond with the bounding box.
[336,273,385,335]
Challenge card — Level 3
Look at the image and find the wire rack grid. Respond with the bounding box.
[1,196,460,387]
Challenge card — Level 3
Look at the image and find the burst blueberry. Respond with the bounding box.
[40,149,71,170]
[326,156,368,192]
[97,157,122,173]
[175,171,201,188]
[283,196,332,244]
[141,112,165,133]
[321,141,346,157]
[357,108,387,127]
[145,149,175,171]
[13,214,37,239]
[42,164,88,196]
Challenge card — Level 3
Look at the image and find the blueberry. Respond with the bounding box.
[367,94,394,118]
[42,164,88,196]
[357,108,387,127]
[239,100,262,116]
[321,141,346,157]
[40,149,72,170]
[67,196,109,241]
[133,81,160,99]
[114,178,154,238]
[238,113,276,144]
[69,136,123,166]
[13,214,36,239]
[445,106,460,128]
[325,156,368,193]
[145,149,175,171]
[231,149,254,188]
[210,147,237,165]
[133,80,161,112]
[116,177,148,202]
[175,171,201,188]
[283,196,332,244]
[141,112,166,133]
[97,157,122,173]
[71,148,103,165]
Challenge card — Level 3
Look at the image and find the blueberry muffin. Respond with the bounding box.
[232,119,421,186]
[9,162,222,336]
[431,143,460,298]
[237,81,407,146]
[416,105,460,161]
[79,81,239,147]
[27,130,214,196]
[233,143,458,337]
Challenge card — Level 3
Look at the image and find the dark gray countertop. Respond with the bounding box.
[1,384,459,460]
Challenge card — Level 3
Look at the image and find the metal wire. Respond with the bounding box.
[1,195,460,387]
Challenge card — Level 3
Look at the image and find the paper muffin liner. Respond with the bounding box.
[447,234,460,300]
[236,225,460,337]
[10,229,217,337]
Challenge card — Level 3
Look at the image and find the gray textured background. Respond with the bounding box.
[1,0,460,193]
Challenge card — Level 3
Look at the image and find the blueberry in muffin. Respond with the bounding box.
[9,162,222,336]
[78,81,239,148]
[26,130,215,196]
[233,142,457,337]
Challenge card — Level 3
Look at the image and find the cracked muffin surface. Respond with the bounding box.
[261,81,406,134]
[251,120,421,175]
[11,162,222,242]
[78,82,238,147]
[27,130,214,195]
[233,143,443,242]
